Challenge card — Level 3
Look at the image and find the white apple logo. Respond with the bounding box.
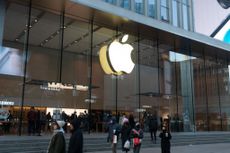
[99,34,135,75]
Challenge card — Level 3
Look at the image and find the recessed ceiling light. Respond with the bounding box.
[34,19,38,23]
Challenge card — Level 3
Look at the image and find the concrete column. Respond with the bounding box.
[0,0,6,51]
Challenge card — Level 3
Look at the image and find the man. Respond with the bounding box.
[68,118,83,153]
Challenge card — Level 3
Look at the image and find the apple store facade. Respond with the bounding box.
[1,0,230,135]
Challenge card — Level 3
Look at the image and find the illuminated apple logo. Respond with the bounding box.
[99,34,135,75]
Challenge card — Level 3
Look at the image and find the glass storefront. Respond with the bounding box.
[0,0,230,136]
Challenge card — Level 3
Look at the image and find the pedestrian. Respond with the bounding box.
[47,120,66,153]
[27,106,37,136]
[107,117,120,153]
[148,114,158,143]
[68,118,83,153]
[159,126,172,153]
[130,122,144,153]
[121,119,131,153]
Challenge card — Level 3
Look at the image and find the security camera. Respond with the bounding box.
[217,0,230,9]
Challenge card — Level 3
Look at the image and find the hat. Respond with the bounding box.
[122,118,129,124]
[135,122,140,126]
[56,120,65,128]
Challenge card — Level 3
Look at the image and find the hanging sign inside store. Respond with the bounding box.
[40,82,88,91]
[0,101,15,106]
[99,34,135,75]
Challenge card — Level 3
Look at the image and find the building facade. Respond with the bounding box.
[0,0,230,135]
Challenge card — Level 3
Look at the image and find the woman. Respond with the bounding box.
[130,122,143,153]
[121,119,131,153]
[159,126,172,153]
[68,118,83,153]
[47,120,66,153]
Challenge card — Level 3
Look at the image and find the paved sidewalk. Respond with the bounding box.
[91,143,230,153]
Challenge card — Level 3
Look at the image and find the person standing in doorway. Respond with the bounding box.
[47,120,66,153]
[159,126,172,153]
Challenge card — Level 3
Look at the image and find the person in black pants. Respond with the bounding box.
[159,126,172,153]
[148,114,158,143]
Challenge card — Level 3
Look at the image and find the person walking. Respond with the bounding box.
[47,120,66,153]
[159,126,172,153]
[121,119,131,153]
[130,122,143,153]
[148,114,158,143]
[107,117,120,153]
[27,106,37,136]
[68,118,83,153]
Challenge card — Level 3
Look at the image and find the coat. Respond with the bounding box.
[47,131,66,153]
[159,131,172,153]
[68,119,83,153]
[121,123,131,151]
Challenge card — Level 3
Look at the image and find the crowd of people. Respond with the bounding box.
[26,107,172,153]
[105,113,172,153]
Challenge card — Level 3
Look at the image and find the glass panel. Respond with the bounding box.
[217,58,229,131]
[205,53,221,131]
[22,1,64,135]
[139,36,160,133]
[191,47,208,131]
[174,48,195,132]
[172,0,179,27]
[182,4,189,30]
[120,0,130,9]
[91,26,117,132]
[158,39,177,132]
[1,1,27,134]
[160,0,169,22]
[148,0,156,18]
[104,0,117,5]
[135,0,144,14]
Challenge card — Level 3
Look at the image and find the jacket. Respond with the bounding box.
[68,119,83,153]
[47,131,66,153]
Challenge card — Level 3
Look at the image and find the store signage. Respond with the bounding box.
[40,82,88,91]
[99,34,135,75]
[0,101,14,106]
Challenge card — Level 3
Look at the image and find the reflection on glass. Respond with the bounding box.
[135,0,144,14]
[182,4,189,30]
[172,0,179,27]
[120,0,130,9]
[148,0,156,18]
[104,0,117,4]
[169,51,196,62]
[160,0,169,21]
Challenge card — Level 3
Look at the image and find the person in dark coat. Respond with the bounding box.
[107,117,120,153]
[47,120,66,153]
[68,118,83,153]
[148,114,158,143]
[159,126,172,153]
[121,119,131,153]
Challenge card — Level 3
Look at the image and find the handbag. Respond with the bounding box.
[124,140,130,149]
[133,137,140,145]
